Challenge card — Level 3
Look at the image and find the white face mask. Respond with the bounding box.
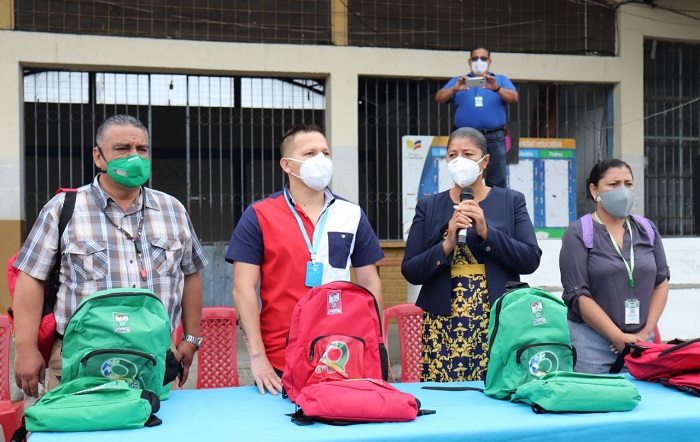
[286,153,333,191]
[471,59,488,76]
[447,156,485,188]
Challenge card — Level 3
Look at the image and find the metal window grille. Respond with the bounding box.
[644,39,700,236]
[358,77,612,240]
[15,0,615,54]
[22,70,325,242]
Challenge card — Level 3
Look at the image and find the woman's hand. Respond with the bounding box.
[453,200,488,240]
[610,333,641,353]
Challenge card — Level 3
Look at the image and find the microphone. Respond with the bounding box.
[457,187,474,246]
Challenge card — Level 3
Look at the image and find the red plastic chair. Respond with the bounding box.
[0,314,25,442]
[381,304,423,383]
[175,307,239,389]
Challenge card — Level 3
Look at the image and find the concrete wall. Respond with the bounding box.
[1,2,700,318]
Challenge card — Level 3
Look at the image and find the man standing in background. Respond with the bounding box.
[436,44,518,188]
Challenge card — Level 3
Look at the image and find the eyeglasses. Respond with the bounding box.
[471,56,489,62]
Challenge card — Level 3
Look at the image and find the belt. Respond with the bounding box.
[478,126,504,135]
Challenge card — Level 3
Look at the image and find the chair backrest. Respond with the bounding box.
[0,314,11,401]
[653,325,662,344]
[176,307,239,389]
[382,303,423,383]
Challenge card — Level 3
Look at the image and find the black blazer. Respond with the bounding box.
[402,187,542,316]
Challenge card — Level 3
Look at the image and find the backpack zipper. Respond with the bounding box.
[516,342,574,364]
[81,349,157,366]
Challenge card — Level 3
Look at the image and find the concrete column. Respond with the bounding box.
[326,71,360,203]
[616,11,646,214]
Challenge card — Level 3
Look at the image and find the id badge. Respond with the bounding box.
[474,96,484,107]
[305,261,324,287]
[625,299,640,325]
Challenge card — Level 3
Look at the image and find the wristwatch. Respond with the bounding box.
[181,332,204,350]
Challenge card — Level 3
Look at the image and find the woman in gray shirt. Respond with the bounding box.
[559,159,670,374]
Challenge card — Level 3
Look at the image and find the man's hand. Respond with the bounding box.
[175,341,197,387]
[483,74,499,90]
[250,354,283,395]
[14,346,45,397]
[453,76,470,92]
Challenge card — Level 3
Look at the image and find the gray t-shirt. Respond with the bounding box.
[559,216,669,333]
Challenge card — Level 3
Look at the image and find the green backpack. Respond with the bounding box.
[511,371,641,413]
[61,288,173,400]
[23,377,161,433]
[484,286,575,399]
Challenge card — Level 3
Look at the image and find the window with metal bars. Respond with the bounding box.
[15,0,615,54]
[358,77,612,240]
[644,39,700,236]
[22,70,325,242]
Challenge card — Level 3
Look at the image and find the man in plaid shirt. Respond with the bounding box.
[13,115,208,397]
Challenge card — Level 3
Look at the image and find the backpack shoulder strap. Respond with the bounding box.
[580,214,594,249]
[630,214,655,246]
[46,190,77,310]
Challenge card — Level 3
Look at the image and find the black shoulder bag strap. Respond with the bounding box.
[44,191,77,315]
[609,343,633,374]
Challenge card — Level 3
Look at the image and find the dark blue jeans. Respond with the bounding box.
[483,130,507,188]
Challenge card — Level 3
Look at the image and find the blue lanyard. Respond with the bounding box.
[284,188,329,263]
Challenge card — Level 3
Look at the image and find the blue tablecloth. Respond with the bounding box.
[30,376,700,441]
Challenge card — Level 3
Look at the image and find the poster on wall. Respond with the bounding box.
[401,135,451,240]
[508,138,577,239]
[402,135,577,241]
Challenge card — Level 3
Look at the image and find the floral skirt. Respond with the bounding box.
[421,264,490,382]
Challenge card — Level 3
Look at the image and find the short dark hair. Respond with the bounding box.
[470,44,491,57]
[96,115,148,147]
[280,124,324,157]
[587,159,634,200]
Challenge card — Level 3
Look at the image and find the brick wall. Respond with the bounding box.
[377,242,407,308]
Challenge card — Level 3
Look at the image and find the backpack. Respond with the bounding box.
[510,371,641,413]
[581,213,655,248]
[281,281,389,403]
[619,338,700,396]
[290,379,426,425]
[484,286,576,400]
[61,288,175,400]
[14,377,161,439]
[6,189,77,367]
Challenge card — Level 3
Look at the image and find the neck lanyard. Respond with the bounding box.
[284,187,329,263]
[103,194,147,281]
[594,212,635,288]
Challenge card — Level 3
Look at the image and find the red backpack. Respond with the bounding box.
[282,281,389,403]
[622,339,700,396]
[7,189,77,367]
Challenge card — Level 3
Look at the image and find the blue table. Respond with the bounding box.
[30,377,700,441]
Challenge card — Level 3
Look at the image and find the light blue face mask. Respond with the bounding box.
[597,187,634,219]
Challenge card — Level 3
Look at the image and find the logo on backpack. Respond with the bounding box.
[318,341,350,377]
[101,357,140,387]
[327,290,343,315]
[113,312,132,333]
[528,351,559,376]
[530,301,547,326]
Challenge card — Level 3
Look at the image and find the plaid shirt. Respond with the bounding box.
[14,175,208,333]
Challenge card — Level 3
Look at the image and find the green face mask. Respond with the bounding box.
[99,147,151,188]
